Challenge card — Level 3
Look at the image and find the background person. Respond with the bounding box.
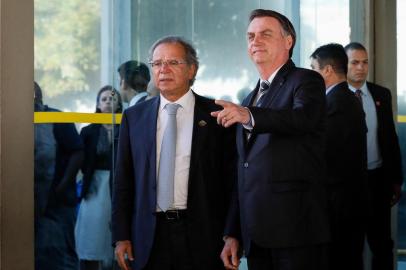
[310,43,368,270]
[75,85,123,270]
[345,42,403,270]
[34,81,84,270]
[117,60,151,107]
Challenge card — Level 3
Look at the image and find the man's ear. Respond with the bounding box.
[188,64,197,81]
[285,35,293,51]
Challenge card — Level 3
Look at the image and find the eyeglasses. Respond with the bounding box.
[148,59,188,68]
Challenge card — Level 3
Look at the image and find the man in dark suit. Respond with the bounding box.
[345,42,403,270]
[118,60,151,107]
[212,9,330,270]
[310,43,367,270]
[112,36,236,270]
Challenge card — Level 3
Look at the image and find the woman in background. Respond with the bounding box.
[75,85,123,270]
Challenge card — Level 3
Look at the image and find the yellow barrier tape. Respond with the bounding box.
[34,112,122,124]
[398,115,406,123]
[32,112,406,124]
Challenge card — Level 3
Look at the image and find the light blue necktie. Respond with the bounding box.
[157,103,180,211]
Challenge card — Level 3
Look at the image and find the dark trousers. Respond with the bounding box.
[366,168,394,270]
[79,260,99,270]
[246,242,328,270]
[327,186,366,270]
[143,213,193,270]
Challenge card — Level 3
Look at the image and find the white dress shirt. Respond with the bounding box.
[348,83,383,169]
[128,91,148,107]
[156,90,195,210]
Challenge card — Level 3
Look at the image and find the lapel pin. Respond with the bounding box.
[376,101,381,106]
[198,120,207,127]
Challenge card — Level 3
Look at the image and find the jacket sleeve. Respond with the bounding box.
[249,72,325,136]
[112,111,135,244]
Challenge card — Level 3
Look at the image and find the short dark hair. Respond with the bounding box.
[117,61,150,92]
[344,42,367,53]
[149,36,199,86]
[95,85,123,113]
[34,81,43,103]
[310,43,348,75]
[249,9,296,58]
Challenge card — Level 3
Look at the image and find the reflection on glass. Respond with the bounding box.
[117,60,152,109]
[75,86,122,270]
[34,81,84,270]
[299,0,349,68]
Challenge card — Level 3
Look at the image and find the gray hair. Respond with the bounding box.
[149,36,199,86]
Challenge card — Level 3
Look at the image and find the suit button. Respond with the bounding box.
[244,162,249,168]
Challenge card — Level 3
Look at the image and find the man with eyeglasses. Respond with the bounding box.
[212,9,330,270]
[112,36,237,270]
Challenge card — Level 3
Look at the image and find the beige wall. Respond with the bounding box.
[0,0,34,269]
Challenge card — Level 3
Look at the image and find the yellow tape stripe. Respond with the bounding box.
[398,115,406,123]
[32,112,406,124]
[34,112,122,124]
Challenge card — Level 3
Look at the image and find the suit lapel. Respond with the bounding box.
[240,60,294,154]
[144,97,159,177]
[367,82,382,113]
[187,94,210,207]
[189,94,210,171]
[258,60,294,108]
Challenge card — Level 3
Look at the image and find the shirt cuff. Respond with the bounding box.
[242,107,254,130]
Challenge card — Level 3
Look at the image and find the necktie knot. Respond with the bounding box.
[165,103,181,115]
[355,89,363,103]
[260,80,271,93]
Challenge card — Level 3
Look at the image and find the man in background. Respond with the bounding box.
[310,43,367,270]
[117,60,151,107]
[34,81,84,270]
[345,42,403,270]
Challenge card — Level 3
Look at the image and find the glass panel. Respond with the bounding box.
[397,0,406,268]
[299,0,350,68]
[34,0,119,269]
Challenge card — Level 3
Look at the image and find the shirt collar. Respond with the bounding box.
[348,81,368,96]
[326,83,339,96]
[260,64,284,85]
[159,89,194,113]
[129,92,148,106]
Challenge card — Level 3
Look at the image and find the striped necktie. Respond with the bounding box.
[256,80,271,107]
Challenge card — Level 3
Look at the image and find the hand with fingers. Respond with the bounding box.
[220,237,240,270]
[210,100,251,128]
[115,240,134,270]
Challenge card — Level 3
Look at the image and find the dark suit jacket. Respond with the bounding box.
[112,93,236,270]
[225,60,330,253]
[325,82,368,221]
[367,82,403,185]
[79,123,119,199]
